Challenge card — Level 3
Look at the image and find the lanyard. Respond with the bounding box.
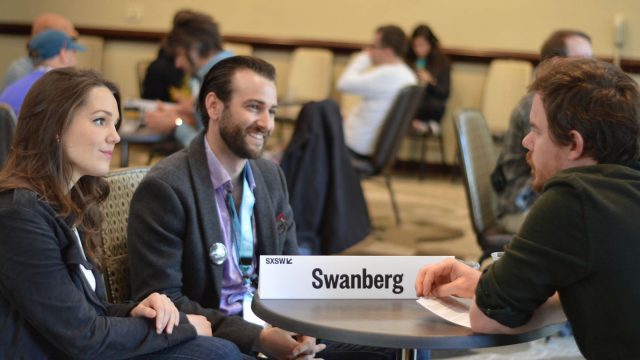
[225,170,255,286]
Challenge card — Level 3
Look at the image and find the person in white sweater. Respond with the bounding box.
[338,25,417,156]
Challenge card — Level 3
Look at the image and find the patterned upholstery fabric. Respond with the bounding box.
[100,166,149,303]
[0,103,17,169]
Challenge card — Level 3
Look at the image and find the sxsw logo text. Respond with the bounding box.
[265,257,293,264]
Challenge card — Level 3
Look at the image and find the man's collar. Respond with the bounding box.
[204,136,255,192]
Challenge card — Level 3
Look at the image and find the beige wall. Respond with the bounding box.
[2,0,640,57]
[2,0,640,164]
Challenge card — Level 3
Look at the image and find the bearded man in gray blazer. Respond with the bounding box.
[128,56,321,359]
[128,56,396,360]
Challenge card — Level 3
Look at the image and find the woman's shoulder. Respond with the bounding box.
[0,188,52,215]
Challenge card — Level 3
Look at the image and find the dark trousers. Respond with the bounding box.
[132,336,242,359]
[320,339,398,360]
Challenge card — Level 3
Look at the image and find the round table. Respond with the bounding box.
[252,294,565,359]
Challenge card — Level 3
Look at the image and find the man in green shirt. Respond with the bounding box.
[416,57,640,359]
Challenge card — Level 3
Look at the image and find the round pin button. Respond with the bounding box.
[209,242,228,265]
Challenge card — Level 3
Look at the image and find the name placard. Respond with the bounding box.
[258,255,451,299]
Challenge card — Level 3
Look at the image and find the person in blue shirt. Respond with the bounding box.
[0,30,84,116]
[1,12,78,91]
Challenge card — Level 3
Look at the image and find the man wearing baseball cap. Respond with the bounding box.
[0,30,85,116]
[2,13,79,91]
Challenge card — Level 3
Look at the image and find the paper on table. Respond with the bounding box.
[417,296,471,328]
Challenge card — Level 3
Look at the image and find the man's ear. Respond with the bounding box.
[59,48,71,64]
[567,130,586,160]
[205,92,223,123]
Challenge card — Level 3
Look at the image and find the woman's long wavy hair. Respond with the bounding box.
[406,24,449,76]
[0,68,121,269]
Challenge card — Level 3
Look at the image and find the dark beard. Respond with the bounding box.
[219,110,269,159]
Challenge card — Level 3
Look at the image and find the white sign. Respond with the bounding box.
[258,255,451,299]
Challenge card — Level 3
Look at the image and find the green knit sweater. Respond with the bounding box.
[476,163,640,359]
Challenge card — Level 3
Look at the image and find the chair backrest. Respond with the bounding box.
[370,85,424,173]
[0,103,17,169]
[100,166,149,303]
[136,60,152,98]
[223,42,254,56]
[481,59,533,136]
[76,35,105,72]
[285,47,334,103]
[454,109,499,236]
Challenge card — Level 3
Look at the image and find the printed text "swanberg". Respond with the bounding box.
[311,268,404,294]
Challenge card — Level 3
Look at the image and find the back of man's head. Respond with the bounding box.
[530,58,640,164]
[376,25,408,58]
[166,10,222,58]
[31,13,78,37]
[198,55,276,131]
[540,29,592,60]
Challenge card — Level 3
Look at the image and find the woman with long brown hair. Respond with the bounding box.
[406,24,451,135]
[0,68,241,359]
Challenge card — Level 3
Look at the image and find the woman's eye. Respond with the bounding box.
[94,118,106,126]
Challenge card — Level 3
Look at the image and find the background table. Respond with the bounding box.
[118,119,172,167]
[252,295,565,359]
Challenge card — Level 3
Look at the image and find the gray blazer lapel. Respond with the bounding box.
[187,134,223,296]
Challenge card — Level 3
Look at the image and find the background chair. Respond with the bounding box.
[481,59,533,140]
[281,100,371,255]
[454,109,512,263]
[0,103,17,169]
[135,59,153,98]
[351,85,424,226]
[76,35,105,73]
[223,42,254,56]
[408,124,446,180]
[276,47,334,136]
[100,166,150,303]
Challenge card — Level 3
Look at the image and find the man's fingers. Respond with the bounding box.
[433,277,466,298]
[416,259,460,297]
[291,336,317,357]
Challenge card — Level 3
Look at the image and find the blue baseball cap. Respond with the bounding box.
[28,30,86,61]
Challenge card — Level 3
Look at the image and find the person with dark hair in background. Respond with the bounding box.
[141,46,185,102]
[141,10,206,103]
[338,25,417,157]
[418,57,640,359]
[0,67,241,359]
[406,24,451,136]
[491,29,592,233]
[144,9,233,147]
